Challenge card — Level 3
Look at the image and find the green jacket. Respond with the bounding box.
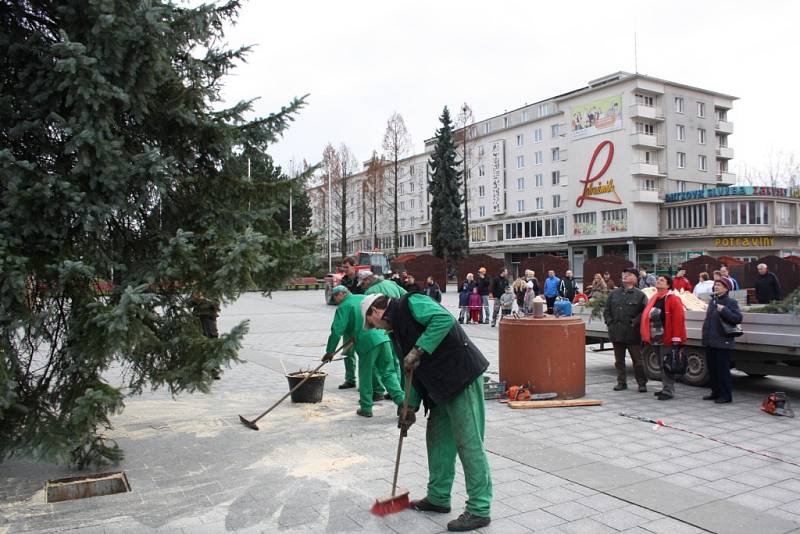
[325,293,365,353]
[366,279,407,298]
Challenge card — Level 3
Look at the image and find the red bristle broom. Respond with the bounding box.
[371,370,414,516]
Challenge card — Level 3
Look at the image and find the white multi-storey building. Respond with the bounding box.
[310,71,800,277]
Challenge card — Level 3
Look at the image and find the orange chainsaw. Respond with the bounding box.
[499,383,557,403]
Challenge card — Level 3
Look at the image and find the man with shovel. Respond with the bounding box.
[363,293,493,532]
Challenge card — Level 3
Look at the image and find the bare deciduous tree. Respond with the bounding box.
[382,112,411,256]
[321,143,342,259]
[364,150,387,250]
[338,143,358,257]
[736,150,800,188]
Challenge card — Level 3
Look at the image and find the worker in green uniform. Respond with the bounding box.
[324,285,363,389]
[363,293,492,532]
[359,270,405,397]
[361,271,407,298]
[324,286,399,414]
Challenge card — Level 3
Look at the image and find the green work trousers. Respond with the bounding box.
[424,377,492,518]
[343,346,356,384]
[359,342,404,412]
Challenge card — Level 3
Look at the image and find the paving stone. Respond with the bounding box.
[592,508,647,530]
[641,517,707,534]
[555,462,651,491]
[559,517,619,534]
[510,509,566,530]
[543,501,597,521]
[503,493,551,513]
[673,498,800,534]
[608,479,716,516]
[578,493,628,512]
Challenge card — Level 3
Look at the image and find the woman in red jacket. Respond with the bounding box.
[640,275,687,400]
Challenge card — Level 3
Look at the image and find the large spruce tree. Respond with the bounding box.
[0,1,314,467]
[428,107,467,268]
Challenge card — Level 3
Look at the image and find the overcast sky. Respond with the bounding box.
[218,0,800,180]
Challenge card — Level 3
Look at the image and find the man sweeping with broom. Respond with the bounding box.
[363,292,492,532]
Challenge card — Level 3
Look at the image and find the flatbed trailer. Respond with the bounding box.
[575,305,800,386]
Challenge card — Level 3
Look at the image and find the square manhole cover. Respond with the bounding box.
[45,471,131,503]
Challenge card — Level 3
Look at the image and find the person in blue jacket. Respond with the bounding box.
[458,273,475,324]
[542,270,561,314]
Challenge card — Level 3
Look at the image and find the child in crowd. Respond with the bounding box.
[468,287,483,324]
[500,286,515,318]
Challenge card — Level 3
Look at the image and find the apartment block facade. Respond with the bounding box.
[309,72,800,277]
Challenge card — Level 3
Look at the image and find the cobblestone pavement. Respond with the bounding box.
[2,289,800,533]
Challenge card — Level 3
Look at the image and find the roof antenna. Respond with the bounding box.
[634,31,639,74]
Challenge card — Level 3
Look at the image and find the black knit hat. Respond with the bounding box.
[622,268,639,278]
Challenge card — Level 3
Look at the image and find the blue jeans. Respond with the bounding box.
[480,295,489,323]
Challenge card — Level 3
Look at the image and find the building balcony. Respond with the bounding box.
[630,162,665,176]
[716,146,734,159]
[630,132,665,148]
[715,120,734,135]
[716,171,736,184]
[628,104,664,121]
[631,188,664,203]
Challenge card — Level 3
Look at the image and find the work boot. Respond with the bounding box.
[638,385,647,393]
[372,392,384,402]
[491,322,496,327]
[447,511,491,531]
[338,381,356,389]
[703,394,719,401]
[613,383,627,391]
[356,408,372,418]
[409,497,450,514]
[657,392,673,401]
[653,390,663,396]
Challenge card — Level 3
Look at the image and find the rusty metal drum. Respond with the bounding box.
[498,316,586,399]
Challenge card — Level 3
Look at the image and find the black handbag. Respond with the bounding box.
[720,317,744,337]
[663,346,687,376]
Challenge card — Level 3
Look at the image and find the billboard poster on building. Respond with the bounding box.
[569,95,623,139]
[491,140,505,214]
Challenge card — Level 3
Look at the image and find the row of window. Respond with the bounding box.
[673,96,708,118]
[572,209,629,235]
[666,204,708,230]
[512,149,561,168]
[513,195,561,213]
[666,201,797,230]
[476,172,562,193]
[675,152,708,171]
[514,125,561,146]
[505,216,566,240]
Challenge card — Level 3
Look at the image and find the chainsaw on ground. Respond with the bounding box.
[498,382,557,403]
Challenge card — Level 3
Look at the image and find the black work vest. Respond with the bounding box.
[386,295,489,406]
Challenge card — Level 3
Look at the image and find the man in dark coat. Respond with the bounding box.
[339,256,364,294]
[363,293,492,532]
[603,268,649,392]
[755,263,782,303]
[489,268,509,327]
[476,267,491,323]
[558,269,578,302]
